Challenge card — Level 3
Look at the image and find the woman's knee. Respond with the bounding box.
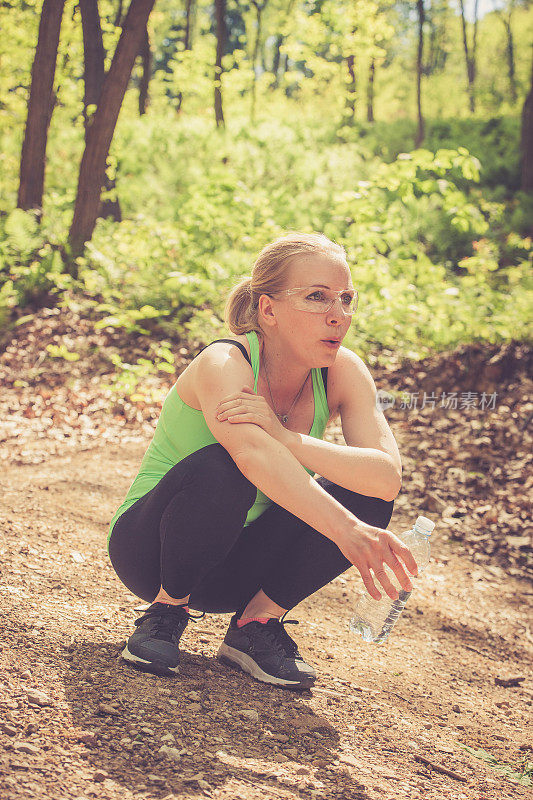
[173,443,257,507]
[316,478,395,530]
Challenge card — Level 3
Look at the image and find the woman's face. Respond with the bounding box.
[259,255,355,365]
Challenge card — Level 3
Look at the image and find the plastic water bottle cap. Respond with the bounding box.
[415,515,435,535]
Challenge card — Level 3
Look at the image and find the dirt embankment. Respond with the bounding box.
[1,307,531,800]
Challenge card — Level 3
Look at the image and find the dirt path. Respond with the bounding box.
[2,429,531,800]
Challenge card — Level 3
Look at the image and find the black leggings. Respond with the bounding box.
[108,443,394,614]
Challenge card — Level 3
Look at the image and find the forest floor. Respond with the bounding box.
[1,306,532,800]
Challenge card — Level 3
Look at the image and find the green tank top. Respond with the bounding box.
[107,330,330,550]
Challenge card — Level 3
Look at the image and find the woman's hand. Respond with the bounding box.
[216,386,293,447]
[336,520,419,601]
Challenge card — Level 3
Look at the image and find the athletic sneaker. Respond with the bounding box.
[217,611,317,689]
[121,602,205,677]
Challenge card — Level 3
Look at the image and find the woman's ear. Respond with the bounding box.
[257,294,276,327]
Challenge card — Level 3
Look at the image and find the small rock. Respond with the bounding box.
[452,704,461,713]
[160,733,175,743]
[295,766,309,775]
[187,691,201,701]
[239,709,259,723]
[187,702,202,712]
[185,772,205,782]
[147,774,166,785]
[19,670,32,680]
[0,723,17,736]
[24,723,38,735]
[271,753,289,763]
[25,689,51,707]
[77,732,97,746]
[314,758,329,768]
[140,726,155,735]
[13,742,40,755]
[159,745,184,761]
[285,748,298,759]
[93,770,107,782]
[97,703,120,717]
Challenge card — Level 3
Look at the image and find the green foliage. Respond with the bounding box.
[458,743,532,786]
[1,0,531,387]
[102,342,177,402]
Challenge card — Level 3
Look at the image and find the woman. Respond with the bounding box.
[107,231,418,689]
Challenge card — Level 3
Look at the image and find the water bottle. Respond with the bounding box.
[349,515,434,644]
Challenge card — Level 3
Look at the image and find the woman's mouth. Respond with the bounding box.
[322,339,341,348]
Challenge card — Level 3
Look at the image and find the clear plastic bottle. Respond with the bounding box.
[349,515,435,644]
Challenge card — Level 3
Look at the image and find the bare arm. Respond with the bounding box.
[195,344,417,600]
[282,348,402,501]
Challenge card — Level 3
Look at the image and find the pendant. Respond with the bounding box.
[280,414,288,424]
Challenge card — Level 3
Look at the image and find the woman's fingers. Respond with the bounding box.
[382,549,413,594]
[388,537,419,577]
[370,562,400,600]
[358,565,382,601]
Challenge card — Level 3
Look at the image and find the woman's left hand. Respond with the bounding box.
[216,386,292,447]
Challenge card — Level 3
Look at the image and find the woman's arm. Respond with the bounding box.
[195,345,416,601]
[215,347,402,501]
[283,349,402,500]
[282,435,400,502]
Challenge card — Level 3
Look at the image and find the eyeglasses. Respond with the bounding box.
[269,286,359,315]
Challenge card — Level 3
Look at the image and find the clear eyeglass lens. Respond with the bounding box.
[291,289,358,314]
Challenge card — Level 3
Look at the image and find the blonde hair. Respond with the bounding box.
[224,231,348,335]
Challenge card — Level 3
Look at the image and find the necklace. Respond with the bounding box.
[262,351,310,425]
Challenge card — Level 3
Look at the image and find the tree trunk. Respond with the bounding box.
[138,27,151,115]
[184,0,193,49]
[458,0,478,113]
[80,0,121,222]
[504,17,517,104]
[343,53,356,125]
[415,0,425,147]
[214,0,226,127]
[114,0,124,27]
[521,47,533,197]
[176,0,195,114]
[17,0,65,214]
[272,32,282,88]
[68,0,156,262]
[367,58,375,122]
[250,0,267,125]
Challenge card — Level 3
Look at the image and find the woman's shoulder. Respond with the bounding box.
[175,333,255,409]
[197,333,253,363]
[326,346,371,415]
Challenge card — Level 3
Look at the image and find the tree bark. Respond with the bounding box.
[250,0,268,124]
[138,27,152,115]
[80,0,122,223]
[17,0,65,214]
[68,0,156,262]
[114,0,124,27]
[343,52,357,124]
[367,57,375,122]
[415,0,425,148]
[504,17,517,104]
[272,32,282,88]
[496,2,517,105]
[458,0,478,113]
[214,0,226,127]
[521,47,533,197]
[176,0,195,113]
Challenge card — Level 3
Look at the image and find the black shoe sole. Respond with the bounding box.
[217,643,316,690]
[121,644,180,678]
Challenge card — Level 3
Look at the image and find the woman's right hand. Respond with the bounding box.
[336,520,419,601]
